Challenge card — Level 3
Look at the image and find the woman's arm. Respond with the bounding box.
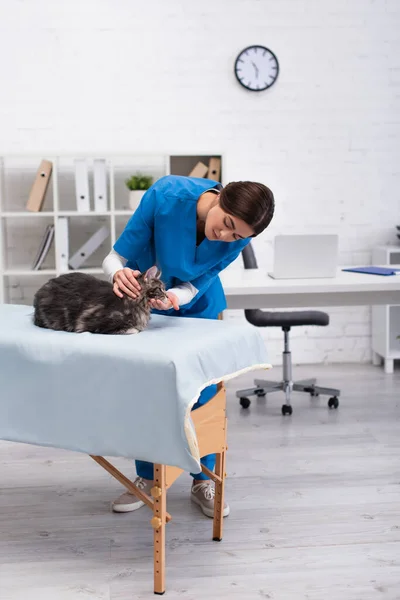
[167,282,198,305]
[102,249,142,299]
[184,240,249,306]
[154,241,249,310]
[102,249,127,283]
[103,184,162,298]
[102,248,194,308]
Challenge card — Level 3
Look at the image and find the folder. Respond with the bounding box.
[32,224,55,270]
[74,159,91,212]
[57,217,69,273]
[26,159,53,212]
[68,225,109,270]
[207,157,221,182]
[189,161,208,178]
[342,267,400,276]
[93,159,108,212]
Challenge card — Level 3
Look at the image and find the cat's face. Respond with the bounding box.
[137,266,167,302]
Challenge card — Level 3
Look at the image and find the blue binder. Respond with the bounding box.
[342,267,400,276]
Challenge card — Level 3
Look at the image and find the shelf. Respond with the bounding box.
[4,269,57,276]
[58,210,131,216]
[1,212,55,218]
[57,210,131,217]
[4,267,104,276]
[372,245,400,372]
[0,152,222,305]
[0,211,132,218]
[58,211,112,217]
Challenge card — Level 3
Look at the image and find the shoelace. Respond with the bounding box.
[192,482,215,500]
[135,477,147,490]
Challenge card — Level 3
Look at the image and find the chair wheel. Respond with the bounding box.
[328,396,339,409]
[240,397,251,409]
[255,388,266,397]
[281,404,293,416]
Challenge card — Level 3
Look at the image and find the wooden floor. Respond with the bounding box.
[1,363,400,600]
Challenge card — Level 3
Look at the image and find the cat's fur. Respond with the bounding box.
[33,266,167,335]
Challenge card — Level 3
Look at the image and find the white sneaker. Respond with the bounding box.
[191,481,230,518]
[112,477,152,513]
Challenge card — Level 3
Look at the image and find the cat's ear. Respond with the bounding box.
[145,265,160,280]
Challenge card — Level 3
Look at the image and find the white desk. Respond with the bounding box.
[221,266,400,373]
[221,267,400,310]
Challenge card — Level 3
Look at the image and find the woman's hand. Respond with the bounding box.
[149,291,180,311]
[113,268,142,299]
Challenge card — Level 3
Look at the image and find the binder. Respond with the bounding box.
[26,159,53,212]
[93,159,108,212]
[68,225,109,270]
[74,158,91,212]
[342,267,400,276]
[32,224,55,270]
[57,217,69,272]
[189,161,208,178]
[207,157,221,182]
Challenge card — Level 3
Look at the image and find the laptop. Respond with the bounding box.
[268,234,339,279]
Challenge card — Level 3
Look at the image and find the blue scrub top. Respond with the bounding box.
[114,175,250,318]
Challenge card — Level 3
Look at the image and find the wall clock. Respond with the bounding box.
[234,45,279,92]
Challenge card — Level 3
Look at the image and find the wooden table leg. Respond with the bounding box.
[90,455,172,521]
[92,384,227,594]
[213,418,227,542]
[152,464,166,595]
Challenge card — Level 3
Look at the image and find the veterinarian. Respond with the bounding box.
[102,174,274,517]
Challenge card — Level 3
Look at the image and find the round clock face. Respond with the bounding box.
[234,45,279,92]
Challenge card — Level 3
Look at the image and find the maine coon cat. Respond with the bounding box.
[33,266,167,335]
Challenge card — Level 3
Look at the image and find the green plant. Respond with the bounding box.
[125,174,153,191]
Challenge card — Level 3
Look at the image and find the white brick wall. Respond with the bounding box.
[1,0,399,364]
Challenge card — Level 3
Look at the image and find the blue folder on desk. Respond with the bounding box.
[342,266,400,276]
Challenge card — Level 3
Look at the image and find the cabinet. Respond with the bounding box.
[0,154,222,304]
[371,245,400,373]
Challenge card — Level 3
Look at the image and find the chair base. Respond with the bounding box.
[236,329,341,416]
[236,377,340,415]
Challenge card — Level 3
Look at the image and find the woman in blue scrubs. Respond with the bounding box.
[102,174,274,517]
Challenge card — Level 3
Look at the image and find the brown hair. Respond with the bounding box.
[219,181,275,236]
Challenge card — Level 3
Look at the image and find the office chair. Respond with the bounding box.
[235,243,340,415]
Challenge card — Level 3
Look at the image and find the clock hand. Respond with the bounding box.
[251,61,259,79]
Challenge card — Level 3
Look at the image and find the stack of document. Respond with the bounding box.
[74,158,108,212]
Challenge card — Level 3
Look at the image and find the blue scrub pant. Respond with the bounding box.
[136,296,221,482]
[135,383,217,481]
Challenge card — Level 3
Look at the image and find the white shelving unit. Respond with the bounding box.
[0,153,222,304]
[372,245,400,373]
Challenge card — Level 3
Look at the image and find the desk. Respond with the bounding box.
[221,267,400,310]
[221,266,400,374]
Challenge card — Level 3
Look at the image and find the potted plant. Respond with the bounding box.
[125,174,153,211]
